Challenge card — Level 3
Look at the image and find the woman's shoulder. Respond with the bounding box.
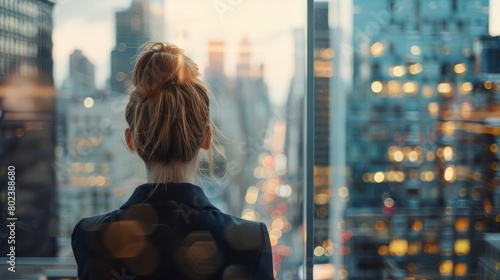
[201,210,269,251]
[71,208,126,249]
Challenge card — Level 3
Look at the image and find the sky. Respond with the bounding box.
[52,0,500,106]
[52,0,305,106]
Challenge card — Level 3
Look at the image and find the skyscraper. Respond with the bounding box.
[0,0,57,257]
[69,50,95,91]
[203,38,272,215]
[282,0,500,278]
[333,0,499,278]
[110,0,165,94]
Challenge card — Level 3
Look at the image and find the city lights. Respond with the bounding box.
[454,239,470,255]
[455,218,469,232]
[408,150,418,162]
[389,65,406,77]
[393,150,404,162]
[420,171,435,182]
[402,81,418,94]
[387,80,402,96]
[371,42,384,57]
[455,263,468,276]
[84,163,94,173]
[389,239,408,256]
[412,220,423,231]
[338,186,349,199]
[410,45,421,55]
[441,121,456,136]
[408,241,422,255]
[437,82,453,96]
[461,102,472,118]
[444,166,456,182]
[319,48,335,59]
[490,144,498,153]
[275,184,292,198]
[454,63,467,75]
[245,186,259,204]
[371,81,383,94]
[426,150,435,161]
[461,82,473,94]
[8,0,496,278]
[383,198,394,208]
[439,260,453,276]
[314,246,325,257]
[408,63,423,75]
[422,85,434,98]
[443,146,453,161]
[83,97,94,108]
[373,172,385,183]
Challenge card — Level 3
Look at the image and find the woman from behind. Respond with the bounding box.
[71,42,274,280]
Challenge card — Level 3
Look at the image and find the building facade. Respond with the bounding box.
[110,0,165,95]
[0,0,57,257]
[338,0,500,278]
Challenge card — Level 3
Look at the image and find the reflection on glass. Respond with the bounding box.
[2,0,305,279]
[316,0,500,279]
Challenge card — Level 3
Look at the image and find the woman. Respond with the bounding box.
[71,42,274,280]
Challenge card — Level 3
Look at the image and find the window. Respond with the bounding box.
[1,0,500,279]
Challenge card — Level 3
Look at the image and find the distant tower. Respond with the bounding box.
[207,41,225,77]
[60,50,97,101]
[234,38,271,139]
[69,50,95,90]
[234,37,271,211]
[205,41,226,102]
[110,0,165,94]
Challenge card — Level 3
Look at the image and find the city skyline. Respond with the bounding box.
[2,0,500,279]
[52,0,305,106]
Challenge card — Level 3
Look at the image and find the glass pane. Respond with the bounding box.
[312,0,500,279]
[0,0,305,279]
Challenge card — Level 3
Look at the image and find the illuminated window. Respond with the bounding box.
[455,263,467,276]
[389,239,408,256]
[371,42,384,57]
[439,260,453,276]
[454,239,470,255]
[412,220,423,232]
[408,241,422,255]
[423,242,439,254]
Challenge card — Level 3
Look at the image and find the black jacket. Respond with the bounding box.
[71,182,274,280]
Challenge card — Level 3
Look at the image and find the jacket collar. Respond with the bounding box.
[120,182,220,211]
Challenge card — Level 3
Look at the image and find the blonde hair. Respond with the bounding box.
[125,42,214,183]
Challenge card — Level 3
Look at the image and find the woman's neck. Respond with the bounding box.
[145,160,197,184]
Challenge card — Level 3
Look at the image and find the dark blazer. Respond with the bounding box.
[71,182,274,280]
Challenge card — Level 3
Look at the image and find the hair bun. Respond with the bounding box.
[132,42,200,99]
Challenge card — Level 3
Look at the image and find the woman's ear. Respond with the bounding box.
[125,128,136,151]
[200,125,212,150]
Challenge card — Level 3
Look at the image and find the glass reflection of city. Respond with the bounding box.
[1,0,500,280]
[305,1,500,279]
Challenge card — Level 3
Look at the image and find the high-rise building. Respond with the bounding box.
[203,38,272,215]
[0,0,54,86]
[110,0,165,94]
[283,4,333,277]
[57,50,146,239]
[205,41,227,119]
[281,0,500,278]
[0,0,57,257]
[333,0,499,278]
[57,95,146,238]
[234,38,272,212]
[69,50,95,91]
[478,233,500,279]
